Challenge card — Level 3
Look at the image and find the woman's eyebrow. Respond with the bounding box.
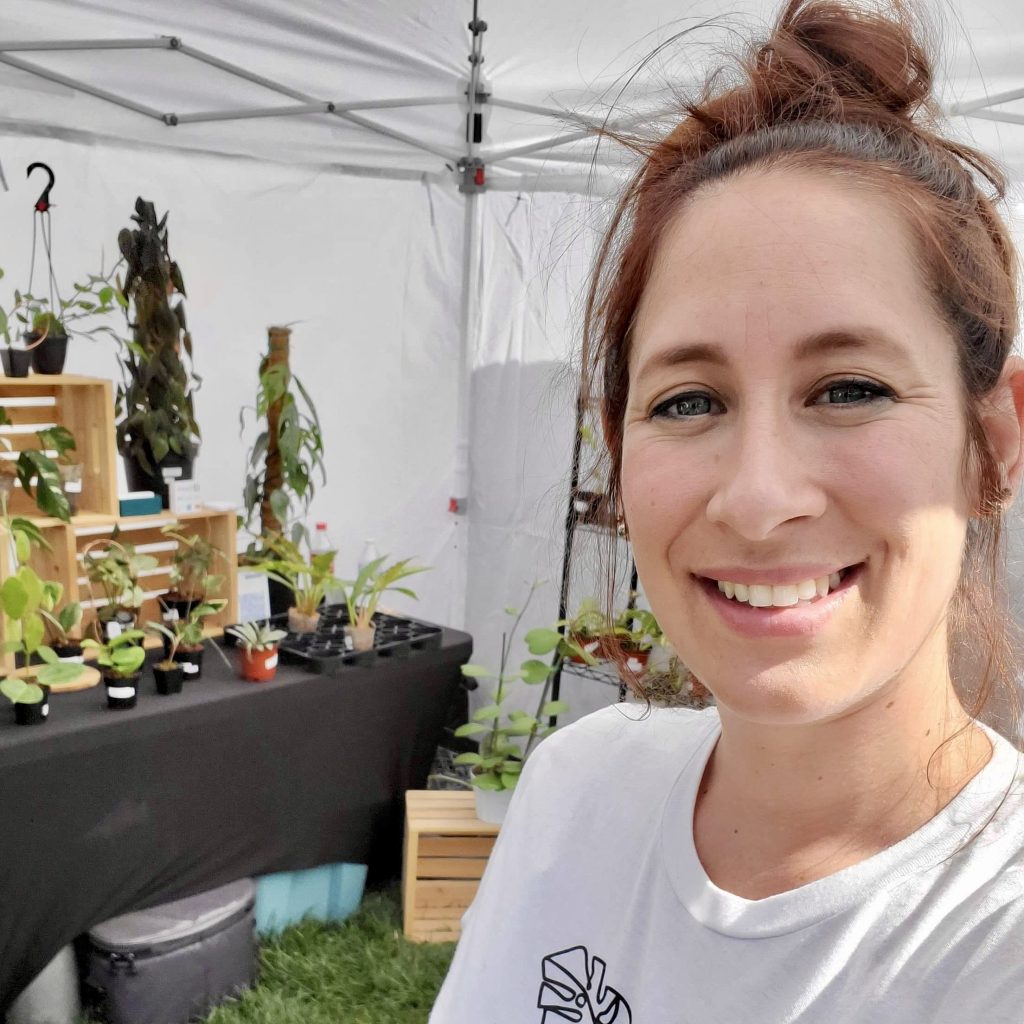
[633,327,912,384]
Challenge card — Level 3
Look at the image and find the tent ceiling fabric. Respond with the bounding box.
[5,0,1024,189]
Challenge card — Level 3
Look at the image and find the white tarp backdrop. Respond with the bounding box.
[3,0,1024,726]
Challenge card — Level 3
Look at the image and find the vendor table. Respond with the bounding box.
[0,627,472,1009]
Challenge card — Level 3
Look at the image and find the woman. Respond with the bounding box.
[430,1,1024,1020]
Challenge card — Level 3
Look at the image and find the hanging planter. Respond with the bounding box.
[1,345,32,378]
[27,325,69,375]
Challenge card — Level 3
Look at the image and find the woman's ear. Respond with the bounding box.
[981,355,1024,497]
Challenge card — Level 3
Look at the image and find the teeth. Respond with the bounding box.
[715,570,850,608]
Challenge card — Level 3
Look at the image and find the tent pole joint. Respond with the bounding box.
[457,157,487,194]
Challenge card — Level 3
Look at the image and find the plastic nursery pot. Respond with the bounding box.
[287,607,320,634]
[173,645,204,681]
[98,609,138,642]
[238,647,279,682]
[343,624,376,653]
[58,463,83,515]
[52,641,85,663]
[473,786,514,824]
[123,448,193,509]
[104,673,140,710]
[153,663,185,695]
[568,633,600,664]
[1,347,32,378]
[30,332,69,375]
[614,644,650,682]
[13,684,50,726]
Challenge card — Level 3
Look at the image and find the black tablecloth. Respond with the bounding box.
[0,628,472,1008]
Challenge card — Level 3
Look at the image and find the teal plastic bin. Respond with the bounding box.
[255,862,368,934]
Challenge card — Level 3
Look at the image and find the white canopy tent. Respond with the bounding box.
[3,0,1024,723]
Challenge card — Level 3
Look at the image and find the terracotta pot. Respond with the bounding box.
[567,633,600,664]
[344,623,375,652]
[288,607,320,634]
[239,647,279,682]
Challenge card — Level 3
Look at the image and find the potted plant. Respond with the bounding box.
[115,198,201,504]
[2,262,122,376]
[153,600,225,681]
[33,425,82,516]
[159,525,225,622]
[82,538,158,640]
[225,621,288,682]
[38,580,83,662]
[339,554,429,652]
[254,532,341,634]
[605,606,662,676]
[452,583,571,823]
[82,630,147,709]
[558,597,607,664]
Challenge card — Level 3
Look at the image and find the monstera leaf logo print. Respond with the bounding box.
[537,946,632,1023]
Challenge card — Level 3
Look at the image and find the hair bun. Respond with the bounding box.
[756,0,936,127]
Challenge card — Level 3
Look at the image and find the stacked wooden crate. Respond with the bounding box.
[0,375,238,666]
[402,790,500,943]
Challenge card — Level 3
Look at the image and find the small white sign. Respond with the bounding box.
[181,661,199,675]
[107,685,136,699]
[265,653,279,669]
[237,570,271,623]
[169,479,202,514]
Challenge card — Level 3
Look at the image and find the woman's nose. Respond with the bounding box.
[704,411,827,541]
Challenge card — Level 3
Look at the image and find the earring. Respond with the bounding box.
[615,515,630,541]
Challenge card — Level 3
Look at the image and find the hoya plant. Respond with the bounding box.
[453,583,584,793]
[81,630,147,679]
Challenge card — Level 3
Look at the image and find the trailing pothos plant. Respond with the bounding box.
[239,326,325,553]
[114,198,201,475]
[453,582,588,793]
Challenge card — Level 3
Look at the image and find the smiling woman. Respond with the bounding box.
[429,2,1024,1021]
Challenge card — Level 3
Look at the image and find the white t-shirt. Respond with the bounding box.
[430,704,1024,1023]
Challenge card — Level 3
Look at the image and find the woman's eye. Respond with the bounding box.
[812,379,893,406]
[651,392,720,419]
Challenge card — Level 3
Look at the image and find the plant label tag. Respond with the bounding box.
[181,662,199,675]
[107,685,135,699]
[65,480,83,493]
[626,657,644,673]
[106,622,123,639]
[265,653,278,669]
[163,609,179,623]
[42,704,49,717]
[169,479,201,514]
[60,655,85,664]
[238,571,271,622]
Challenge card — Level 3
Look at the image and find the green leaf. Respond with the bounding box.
[14,530,30,565]
[500,760,523,774]
[472,772,505,792]
[453,722,488,738]
[520,658,552,684]
[471,704,502,722]
[1,679,44,704]
[504,719,539,736]
[0,576,28,618]
[459,664,491,678]
[540,699,570,717]
[452,752,484,766]
[36,645,58,665]
[525,627,562,655]
[499,773,521,790]
[22,614,44,654]
[36,661,84,686]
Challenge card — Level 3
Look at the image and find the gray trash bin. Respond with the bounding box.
[6,944,81,1024]
[85,879,257,1024]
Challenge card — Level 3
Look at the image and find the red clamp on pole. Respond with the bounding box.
[474,165,485,187]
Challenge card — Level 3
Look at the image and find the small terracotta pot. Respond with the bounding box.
[239,647,279,682]
[288,607,320,634]
[344,623,376,652]
[567,633,600,664]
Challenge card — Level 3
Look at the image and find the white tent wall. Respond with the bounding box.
[0,134,469,624]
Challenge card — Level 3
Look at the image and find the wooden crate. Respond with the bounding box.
[0,374,118,518]
[403,790,499,944]
[0,508,238,668]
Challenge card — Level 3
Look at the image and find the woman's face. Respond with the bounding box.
[621,169,973,724]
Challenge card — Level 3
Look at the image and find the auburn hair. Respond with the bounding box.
[582,0,1023,764]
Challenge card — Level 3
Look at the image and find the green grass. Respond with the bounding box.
[204,883,456,1024]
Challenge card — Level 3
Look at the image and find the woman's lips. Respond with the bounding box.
[695,563,864,638]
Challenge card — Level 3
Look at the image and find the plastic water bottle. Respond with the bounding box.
[358,538,380,574]
[311,522,344,606]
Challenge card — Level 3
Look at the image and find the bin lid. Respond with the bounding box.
[89,879,255,955]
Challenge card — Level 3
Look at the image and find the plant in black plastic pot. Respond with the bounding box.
[82,630,146,709]
[82,538,158,640]
[0,262,122,376]
[114,198,200,504]
[150,600,225,682]
[339,555,429,652]
[159,525,224,623]
[38,580,83,662]
[452,584,572,824]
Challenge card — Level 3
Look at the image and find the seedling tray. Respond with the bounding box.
[225,604,443,674]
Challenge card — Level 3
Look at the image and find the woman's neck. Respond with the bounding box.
[691,654,992,899]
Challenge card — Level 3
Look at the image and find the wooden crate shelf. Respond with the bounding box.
[402,790,499,944]
[0,374,118,519]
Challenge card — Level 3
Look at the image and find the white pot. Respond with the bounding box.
[474,786,514,824]
[344,623,376,652]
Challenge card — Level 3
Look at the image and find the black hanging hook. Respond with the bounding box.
[27,162,55,213]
